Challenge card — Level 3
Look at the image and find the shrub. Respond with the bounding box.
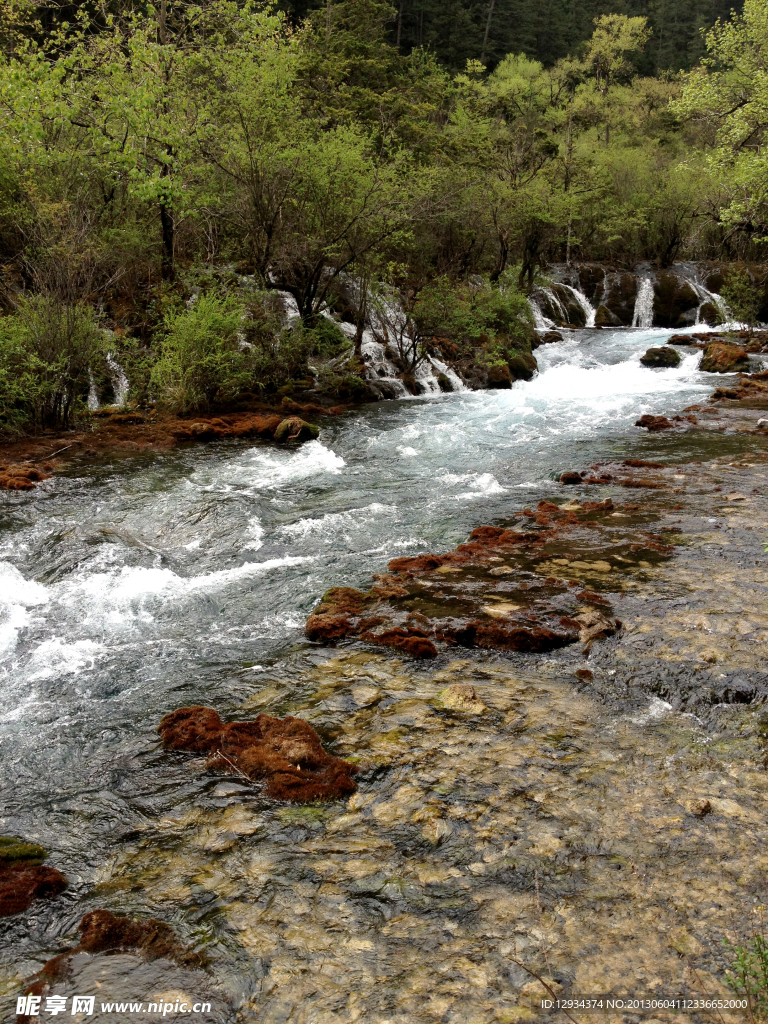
[0,297,103,434]
[724,926,768,1022]
[151,294,250,414]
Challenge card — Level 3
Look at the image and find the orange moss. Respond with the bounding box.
[158,706,357,803]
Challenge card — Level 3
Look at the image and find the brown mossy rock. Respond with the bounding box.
[0,837,66,917]
[21,910,199,1010]
[640,346,681,368]
[560,471,583,485]
[458,622,576,653]
[274,417,320,443]
[594,304,622,328]
[0,465,51,491]
[635,414,674,432]
[700,342,750,373]
[305,586,370,642]
[159,706,357,803]
[360,627,438,659]
[507,351,537,381]
[172,413,282,442]
[486,363,512,389]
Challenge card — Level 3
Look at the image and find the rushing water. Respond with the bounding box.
[0,326,761,1015]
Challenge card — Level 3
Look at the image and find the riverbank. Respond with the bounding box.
[0,399,351,490]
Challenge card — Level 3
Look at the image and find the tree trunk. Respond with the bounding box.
[160,202,174,282]
[481,0,495,64]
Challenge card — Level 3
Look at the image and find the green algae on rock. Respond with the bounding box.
[0,836,66,917]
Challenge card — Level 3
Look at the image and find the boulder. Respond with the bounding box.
[532,330,563,349]
[600,272,638,325]
[274,416,320,442]
[560,471,583,484]
[700,342,750,373]
[436,372,453,392]
[635,414,674,431]
[595,304,623,328]
[653,273,700,327]
[640,347,681,368]
[486,363,512,389]
[507,351,538,381]
[698,301,720,326]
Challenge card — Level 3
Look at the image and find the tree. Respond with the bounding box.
[676,0,768,250]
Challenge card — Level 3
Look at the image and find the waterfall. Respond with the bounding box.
[632,278,654,328]
[87,371,99,412]
[429,355,467,392]
[360,331,410,398]
[528,295,553,331]
[106,353,130,407]
[561,283,596,328]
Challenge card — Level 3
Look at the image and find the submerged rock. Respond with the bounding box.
[640,347,681,368]
[700,342,750,373]
[159,706,358,803]
[0,836,66,917]
[20,909,201,1018]
[305,497,643,659]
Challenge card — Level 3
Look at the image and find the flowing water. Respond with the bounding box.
[1,326,764,1020]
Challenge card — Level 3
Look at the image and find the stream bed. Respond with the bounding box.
[2,326,768,1023]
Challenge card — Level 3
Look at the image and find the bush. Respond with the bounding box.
[724,927,768,1022]
[151,294,250,414]
[0,297,103,434]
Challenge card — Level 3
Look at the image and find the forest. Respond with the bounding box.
[0,0,765,433]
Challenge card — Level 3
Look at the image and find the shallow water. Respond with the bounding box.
[1,326,764,1019]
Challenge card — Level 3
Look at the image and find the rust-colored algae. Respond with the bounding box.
[158,706,358,803]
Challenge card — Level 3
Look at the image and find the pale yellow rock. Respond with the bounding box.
[422,817,452,844]
[482,602,522,618]
[439,682,487,713]
[435,565,462,573]
[351,685,380,706]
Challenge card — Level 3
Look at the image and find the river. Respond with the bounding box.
[0,326,762,1020]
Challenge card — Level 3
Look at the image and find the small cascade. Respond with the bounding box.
[632,278,654,328]
[429,355,467,392]
[106,353,129,407]
[87,371,99,412]
[528,295,554,331]
[360,331,410,398]
[561,283,596,328]
[414,360,441,395]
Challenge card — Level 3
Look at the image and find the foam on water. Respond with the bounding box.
[193,440,345,493]
[0,562,49,659]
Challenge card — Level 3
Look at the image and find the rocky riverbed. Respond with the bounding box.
[3,326,768,1024]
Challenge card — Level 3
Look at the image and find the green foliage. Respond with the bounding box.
[721,266,762,336]
[724,927,768,1021]
[151,293,250,413]
[0,297,103,433]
